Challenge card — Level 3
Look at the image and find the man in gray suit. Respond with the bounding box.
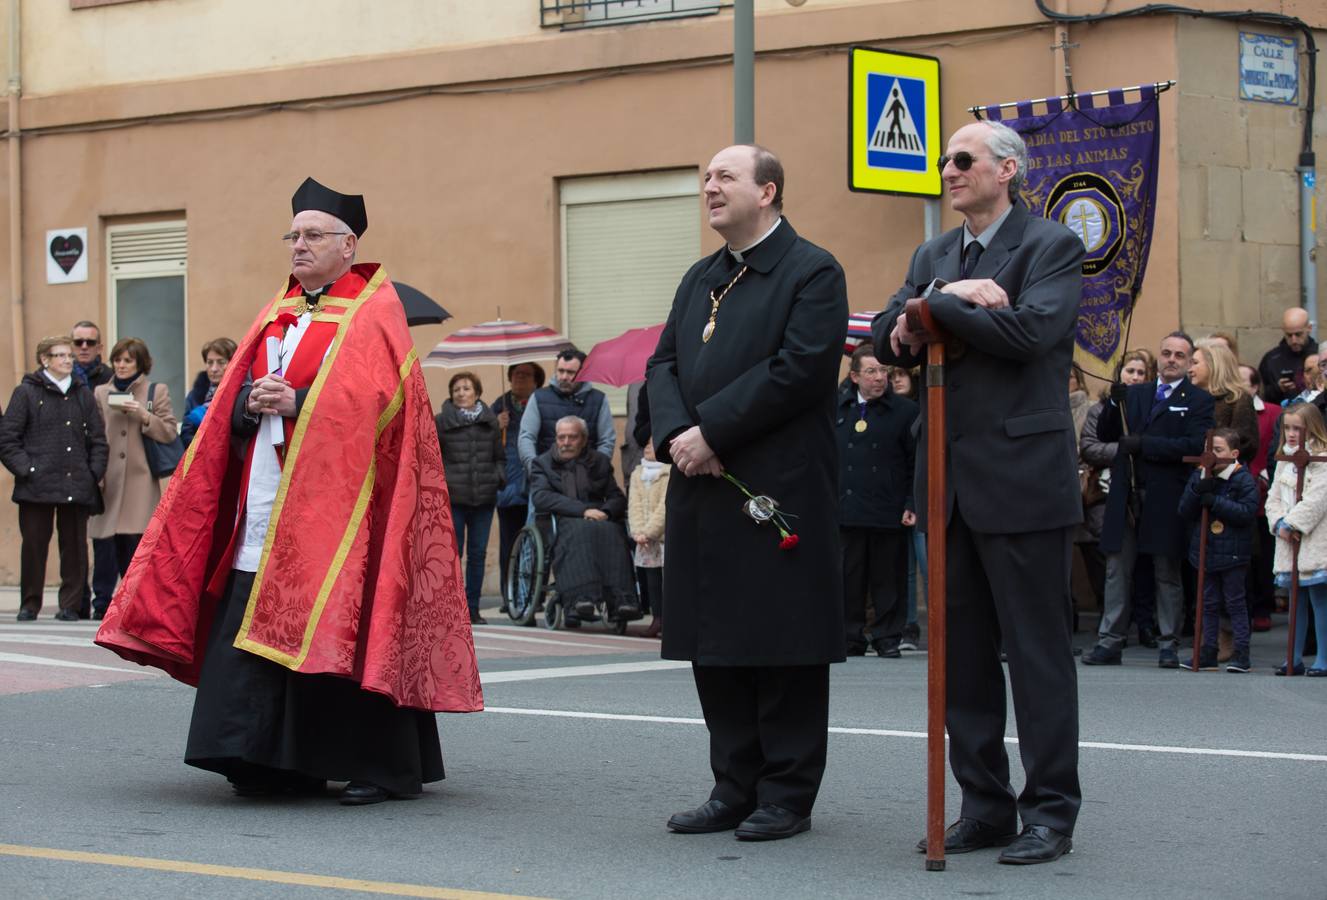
[874,120,1084,865]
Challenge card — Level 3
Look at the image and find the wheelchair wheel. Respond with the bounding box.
[505,526,544,626]
[542,594,564,630]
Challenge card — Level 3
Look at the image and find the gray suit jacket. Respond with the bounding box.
[873,202,1085,534]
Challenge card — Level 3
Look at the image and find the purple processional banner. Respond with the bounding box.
[981,86,1161,379]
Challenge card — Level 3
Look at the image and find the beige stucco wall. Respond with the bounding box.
[0,0,1324,584]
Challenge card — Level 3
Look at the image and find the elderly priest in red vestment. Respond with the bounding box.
[96,177,482,805]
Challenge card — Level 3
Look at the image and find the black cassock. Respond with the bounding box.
[646,219,847,817]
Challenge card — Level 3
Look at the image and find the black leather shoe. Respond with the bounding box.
[734,804,811,841]
[575,600,597,619]
[1081,644,1121,666]
[53,610,80,622]
[613,602,641,620]
[874,641,902,659]
[915,817,1017,853]
[1158,648,1180,669]
[339,782,392,806]
[997,824,1073,865]
[1137,625,1159,649]
[667,799,753,834]
[16,609,37,622]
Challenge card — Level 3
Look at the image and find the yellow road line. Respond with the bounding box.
[0,843,552,900]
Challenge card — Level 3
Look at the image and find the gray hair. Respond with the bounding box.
[978,120,1028,203]
[555,415,588,437]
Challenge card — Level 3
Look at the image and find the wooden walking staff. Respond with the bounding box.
[903,297,949,872]
[1182,430,1220,673]
[1272,442,1327,675]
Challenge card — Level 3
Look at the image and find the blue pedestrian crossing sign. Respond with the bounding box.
[849,47,941,197]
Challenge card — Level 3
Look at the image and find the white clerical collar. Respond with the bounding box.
[963,204,1014,251]
[42,370,72,394]
[730,217,783,262]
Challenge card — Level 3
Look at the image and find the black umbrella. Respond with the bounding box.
[394,281,451,327]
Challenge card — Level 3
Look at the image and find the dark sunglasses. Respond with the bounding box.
[936,152,990,172]
[72,339,100,347]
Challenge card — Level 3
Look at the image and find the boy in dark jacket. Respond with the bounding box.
[1177,428,1259,672]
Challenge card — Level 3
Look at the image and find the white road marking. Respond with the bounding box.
[470,628,661,649]
[481,660,690,684]
[0,634,97,647]
[484,706,1327,763]
[0,651,148,674]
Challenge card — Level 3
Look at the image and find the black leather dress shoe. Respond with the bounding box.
[339,782,392,806]
[915,817,1017,853]
[16,609,37,622]
[997,824,1073,864]
[54,610,80,622]
[667,799,752,834]
[735,804,811,841]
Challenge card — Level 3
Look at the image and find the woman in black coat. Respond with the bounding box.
[0,335,108,621]
[435,371,504,624]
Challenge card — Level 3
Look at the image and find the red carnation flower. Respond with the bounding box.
[779,534,800,551]
[276,312,299,329]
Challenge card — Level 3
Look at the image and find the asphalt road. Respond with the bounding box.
[2,608,1325,899]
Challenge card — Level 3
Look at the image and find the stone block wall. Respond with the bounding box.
[1177,17,1327,364]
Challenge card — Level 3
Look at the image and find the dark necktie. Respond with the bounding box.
[1150,382,1171,415]
[961,241,984,278]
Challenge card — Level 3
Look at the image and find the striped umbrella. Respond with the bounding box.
[422,320,575,368]
[843,310,879,356]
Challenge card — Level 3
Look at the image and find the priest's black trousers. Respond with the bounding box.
[693,663,830,818]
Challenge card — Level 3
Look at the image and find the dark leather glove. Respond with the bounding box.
[1110,383,1130,405]
[1195,477,1219,495]
[1118,434,1142,456]
[1200,493,1217,509]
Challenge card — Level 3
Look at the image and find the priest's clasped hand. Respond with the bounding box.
[670,425,723,478]
[247,374,297,417]
[942,278,1009,309]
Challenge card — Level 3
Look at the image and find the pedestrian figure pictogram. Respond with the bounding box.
[870,79,925,156]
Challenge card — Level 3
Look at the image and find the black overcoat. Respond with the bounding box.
[835,384,917,529]
[0,372,108,508]
[1097,378,1214,558]
[646,219,848,666]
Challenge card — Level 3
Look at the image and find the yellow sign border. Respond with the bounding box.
[849,47,942,198]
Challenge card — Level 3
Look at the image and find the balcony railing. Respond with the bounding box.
[540,0,727,30]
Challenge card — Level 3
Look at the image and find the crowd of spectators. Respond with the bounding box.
[9,305,1326,676]
[1,323,232,621]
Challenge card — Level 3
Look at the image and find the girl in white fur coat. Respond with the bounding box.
[1265,402,1327,676]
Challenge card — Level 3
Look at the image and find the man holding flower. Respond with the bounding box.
[647,144,848,842]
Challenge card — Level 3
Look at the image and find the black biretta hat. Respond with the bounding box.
[291,177,368,238]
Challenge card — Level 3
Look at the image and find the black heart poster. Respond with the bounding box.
[46,227,89,284]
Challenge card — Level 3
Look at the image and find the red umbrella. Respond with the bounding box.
[578,323,666,387]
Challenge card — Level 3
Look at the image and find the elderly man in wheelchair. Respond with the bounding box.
[520,415,641,631]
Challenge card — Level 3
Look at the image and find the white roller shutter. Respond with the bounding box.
[561,171,700,414]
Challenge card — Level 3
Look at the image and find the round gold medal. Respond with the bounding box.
[1210,520,1225,535]
[855,420,868,433]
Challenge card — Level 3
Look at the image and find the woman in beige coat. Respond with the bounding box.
[628,441,669,638]
[91,337,177,594]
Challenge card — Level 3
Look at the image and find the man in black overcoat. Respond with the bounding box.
[647,144,847,842]
[1086,332,1213,667]
[837,345,917,657]
[873,121,1084,864]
